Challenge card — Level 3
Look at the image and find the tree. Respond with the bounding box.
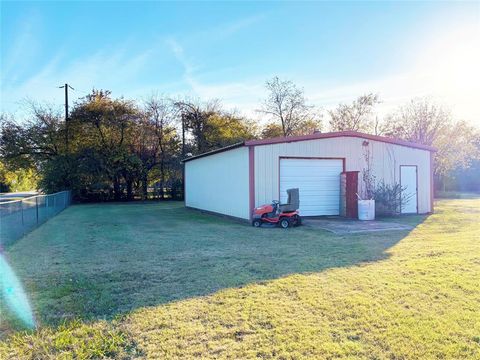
[0,161,38,192]
[0,106,65,170]
[2,93,260,202]
[175,99,256,154]
[1,107,66,193]
[433,121,479,191]
[382,98,480,191]
[451,131,480,192]
[381,98,449,145]
[136,96,180,199]
[70,90,141,200]
[261,123,284,139]
[260,118,322,139]
[174,99,220,154]
[260,77,318,137]
[293,118,322,136]
[203,112,256,149]
[328,93,380,132]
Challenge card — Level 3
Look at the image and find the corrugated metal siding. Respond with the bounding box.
[185,147,250,219]
[254,136,432,214]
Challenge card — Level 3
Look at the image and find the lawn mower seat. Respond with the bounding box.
[279,188,299,213]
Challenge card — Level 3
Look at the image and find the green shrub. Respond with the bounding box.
[373,181,412,216]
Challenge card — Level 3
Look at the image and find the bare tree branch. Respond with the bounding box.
[259,77,318,137]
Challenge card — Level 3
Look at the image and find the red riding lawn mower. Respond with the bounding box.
[252,188,301,229]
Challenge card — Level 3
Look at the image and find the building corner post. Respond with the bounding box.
[248,146,255,221]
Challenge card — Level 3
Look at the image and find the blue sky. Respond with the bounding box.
[1,1,479,125]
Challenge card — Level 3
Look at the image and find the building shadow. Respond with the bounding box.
[1,202,428,332]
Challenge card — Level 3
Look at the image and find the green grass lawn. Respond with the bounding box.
[1,198,479,359]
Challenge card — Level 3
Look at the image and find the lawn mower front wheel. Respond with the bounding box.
[279,218,291,229]
[252,219,262,227]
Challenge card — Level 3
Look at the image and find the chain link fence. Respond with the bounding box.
[0,191,72,247]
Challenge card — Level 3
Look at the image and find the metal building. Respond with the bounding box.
[183,131,435,220]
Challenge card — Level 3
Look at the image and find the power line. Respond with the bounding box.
[70,87,91,97]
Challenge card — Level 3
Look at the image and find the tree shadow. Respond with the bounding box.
[2,202,428,332]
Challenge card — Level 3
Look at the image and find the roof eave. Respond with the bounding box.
[181,141,246,163]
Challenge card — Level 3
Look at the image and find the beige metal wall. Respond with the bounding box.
[185,147,250,219]
[254,136,432,213]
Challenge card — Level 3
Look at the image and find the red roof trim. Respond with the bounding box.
[245,131,437,152]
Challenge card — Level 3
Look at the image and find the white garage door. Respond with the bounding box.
[280,158,343,216]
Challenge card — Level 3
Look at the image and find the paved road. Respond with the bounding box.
[0,191,39,201]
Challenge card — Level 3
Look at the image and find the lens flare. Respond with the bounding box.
[0,252,36,329]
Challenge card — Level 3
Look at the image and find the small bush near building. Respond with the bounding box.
[374,181,412,216]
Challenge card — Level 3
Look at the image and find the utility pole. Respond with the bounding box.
[59,83,74,152]
[182,115,186,159]
[181,114,186,201]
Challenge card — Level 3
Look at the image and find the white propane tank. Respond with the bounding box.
[358,200,375,220]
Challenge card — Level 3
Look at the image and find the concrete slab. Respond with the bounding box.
[303,218,413,235]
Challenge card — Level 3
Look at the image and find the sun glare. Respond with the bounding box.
[413,23,480,120]
[0,253,36,329]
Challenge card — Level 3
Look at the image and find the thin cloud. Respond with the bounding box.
[165,36,265,119]
[181,13,265,45]
[1,12,41,84]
